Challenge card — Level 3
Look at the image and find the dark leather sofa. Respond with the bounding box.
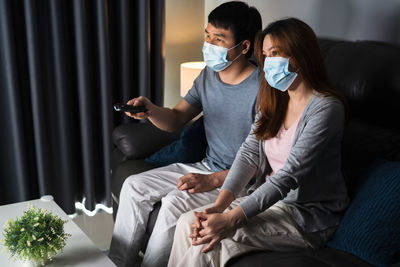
[111,38,400,266]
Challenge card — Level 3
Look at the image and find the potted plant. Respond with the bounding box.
[1,204,71,266]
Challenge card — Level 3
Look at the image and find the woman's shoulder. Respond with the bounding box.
[311,90,344,109]
[306,90,345,119]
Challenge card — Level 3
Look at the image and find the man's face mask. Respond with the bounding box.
[263,57,297,92]
[202,41,242,72]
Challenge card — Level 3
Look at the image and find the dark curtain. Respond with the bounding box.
[0,0,165,213]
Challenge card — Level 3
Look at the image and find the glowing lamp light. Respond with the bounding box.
[180,61,206,97]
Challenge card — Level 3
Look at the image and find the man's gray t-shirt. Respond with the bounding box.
[184,66,260,172]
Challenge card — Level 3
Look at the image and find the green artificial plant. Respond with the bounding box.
[1,204,71,266]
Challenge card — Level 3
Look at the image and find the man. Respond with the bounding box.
[109,2,262,266]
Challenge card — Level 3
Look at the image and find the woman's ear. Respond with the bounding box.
[241,40,251,55]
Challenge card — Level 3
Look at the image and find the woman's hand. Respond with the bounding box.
[194,212,233,253]
[189,189,237,251]
[189,206,224,243]
[191,206,246,253]
[125,96,153,119]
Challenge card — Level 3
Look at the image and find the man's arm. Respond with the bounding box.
[126,96,201,132]
[177,170,229,193]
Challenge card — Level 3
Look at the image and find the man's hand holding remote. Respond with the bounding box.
[125,96,154,119]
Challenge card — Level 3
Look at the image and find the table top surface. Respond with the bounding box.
[0,198,116,267]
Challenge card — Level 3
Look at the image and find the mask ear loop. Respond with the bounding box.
[230,51,243,62]
[228,41,244,62]
[228,41,243,50]
[288,57,300,73]
[289,59,301,85]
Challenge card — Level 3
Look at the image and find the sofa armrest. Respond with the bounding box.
[112,121,180,160]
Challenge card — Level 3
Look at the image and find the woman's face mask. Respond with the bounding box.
[263,57,297,92]
[202,41,242,72]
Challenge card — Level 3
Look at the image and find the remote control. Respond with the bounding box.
[113,103,147,114]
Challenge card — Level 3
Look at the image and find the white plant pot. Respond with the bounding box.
[23,258,49,267]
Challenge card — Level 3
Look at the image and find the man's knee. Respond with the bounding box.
[120,174,148,202]
[160,191,189,211]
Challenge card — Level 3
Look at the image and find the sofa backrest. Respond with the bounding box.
[319,39,400,197]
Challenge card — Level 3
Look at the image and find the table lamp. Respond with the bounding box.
[180,61,206,97]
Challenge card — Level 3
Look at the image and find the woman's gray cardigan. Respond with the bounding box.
[221,91,349,233]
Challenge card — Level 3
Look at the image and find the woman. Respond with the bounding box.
[168,18,349,267]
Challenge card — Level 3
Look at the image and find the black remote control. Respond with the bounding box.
[113,103,147,114]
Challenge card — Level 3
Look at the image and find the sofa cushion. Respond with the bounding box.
[341,120,400,197]
[144,116,207,167]
[227,250,331,267]
[327,159,400,266]
[227,248,373,267]
[112,121,180,160]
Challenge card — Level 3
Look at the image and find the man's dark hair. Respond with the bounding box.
[208,1,262,58]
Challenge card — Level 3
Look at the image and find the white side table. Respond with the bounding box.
[0,198,116,266]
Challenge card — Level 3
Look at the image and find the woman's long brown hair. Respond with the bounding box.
[254,18,348,140]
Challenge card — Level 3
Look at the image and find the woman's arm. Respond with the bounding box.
[220,115,261,197]
[205,189,236,213]
[190,115,261,242]
[240,98,345,219]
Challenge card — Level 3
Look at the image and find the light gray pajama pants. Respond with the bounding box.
[108,160,220,267]
[168,199,336,267]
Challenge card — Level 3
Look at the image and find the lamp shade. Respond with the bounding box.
[180,61,206,97]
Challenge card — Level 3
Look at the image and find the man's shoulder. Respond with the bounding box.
[249,66,261,82]
[243,65,261,85]
[200,66,215,80]
[242,66,261,93]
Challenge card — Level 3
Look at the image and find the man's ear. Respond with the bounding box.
[241,40,251,55]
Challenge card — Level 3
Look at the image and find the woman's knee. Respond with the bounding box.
[176,210,196,230]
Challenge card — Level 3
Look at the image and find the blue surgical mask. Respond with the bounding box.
[263,57,297,92]
[202,41,242,72]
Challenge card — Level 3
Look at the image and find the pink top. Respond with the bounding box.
[264,112,303,177]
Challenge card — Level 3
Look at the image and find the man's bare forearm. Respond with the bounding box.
[148,99,201,132]
[148,105,187,132]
